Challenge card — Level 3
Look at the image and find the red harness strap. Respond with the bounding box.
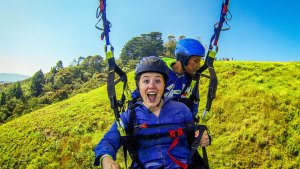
[168,128,188,169]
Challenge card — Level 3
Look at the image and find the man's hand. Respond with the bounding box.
[195,130,210,147]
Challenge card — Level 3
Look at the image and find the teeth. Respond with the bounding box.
[148,92,156,95]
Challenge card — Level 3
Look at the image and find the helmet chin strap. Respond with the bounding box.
[182,63,196,77]
[180,61,187,75]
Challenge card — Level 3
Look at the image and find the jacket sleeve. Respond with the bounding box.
[94,110,131,163]
[181,103,194,124]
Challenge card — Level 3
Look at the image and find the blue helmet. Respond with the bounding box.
[135,56,169,81]
[175,38,205,66]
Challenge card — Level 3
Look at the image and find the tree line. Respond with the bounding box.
[0,32,185,124]
[0,55,108,123]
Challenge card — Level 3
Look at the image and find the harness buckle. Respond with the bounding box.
[177,128,184,136]
[169,130,176,138]
[169,128,185,138]
[139,123,147,128]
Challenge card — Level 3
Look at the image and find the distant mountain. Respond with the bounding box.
[0,73,30,83]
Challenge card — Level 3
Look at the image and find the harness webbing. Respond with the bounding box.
[188,125,209,165]
[168,128,188,169]
[96,1,140,168]
[195,0,232,120]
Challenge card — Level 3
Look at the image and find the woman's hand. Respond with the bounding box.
[102,156,120,169]
[195,130,210,147]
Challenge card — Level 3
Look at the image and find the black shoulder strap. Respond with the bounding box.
[188,125,209,166]
[121,104,145,169]
[127,104,139,135]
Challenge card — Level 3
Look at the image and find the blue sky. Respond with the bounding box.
[0,0,299,76]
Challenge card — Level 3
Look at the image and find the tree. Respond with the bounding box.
[80,55,104,74]
[50,66,57,75]
[7,82,23,99]
[140,32,165,57]
[120,32,165,63]
[91,55,104,73]
[0,92,6,105]
[30,69,45,97]
[51,89,68,102]
[55,60,63,71]
[77,56,85,66]
[0,107,9,123]
[14,82,23,99]
[6,98,17,113]
[164,35,177,57]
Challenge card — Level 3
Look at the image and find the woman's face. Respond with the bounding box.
[138,72,165,108]
[185,56,201,76]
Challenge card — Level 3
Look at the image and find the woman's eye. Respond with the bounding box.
[155,79,161,84]
[143,80,149,84]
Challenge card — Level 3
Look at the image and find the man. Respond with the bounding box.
[162,38,204,117]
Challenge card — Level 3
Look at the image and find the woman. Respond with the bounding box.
[94,56,209,169]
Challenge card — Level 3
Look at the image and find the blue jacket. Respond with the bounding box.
[132,57,200,117]
[94,99,194,169]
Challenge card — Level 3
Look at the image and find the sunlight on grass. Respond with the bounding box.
[0,61,299,168]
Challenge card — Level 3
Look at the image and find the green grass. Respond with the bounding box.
[203,61,300,169]
[0,62,299,169]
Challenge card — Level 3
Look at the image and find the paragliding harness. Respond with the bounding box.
[124,104,210,169]
[94,0,231,168]
[196,0,232,118]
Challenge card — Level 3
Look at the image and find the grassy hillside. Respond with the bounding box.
[205,61,300,168]
[0,61,299,169]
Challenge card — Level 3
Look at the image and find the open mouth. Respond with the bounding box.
[147,92,157,103]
